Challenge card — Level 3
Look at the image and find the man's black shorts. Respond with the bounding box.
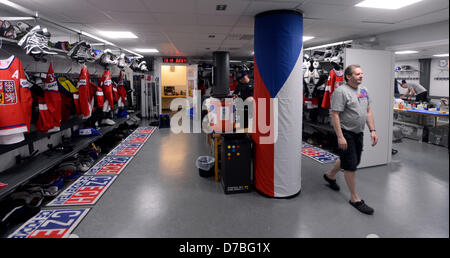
[415,91,428,102]
[338,129,364,171]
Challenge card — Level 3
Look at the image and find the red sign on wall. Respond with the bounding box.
[163,57,187,63]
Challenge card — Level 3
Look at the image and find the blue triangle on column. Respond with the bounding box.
[254,13,303,98]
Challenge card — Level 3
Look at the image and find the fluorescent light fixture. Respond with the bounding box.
[0,0,35,16]
[0,16,35,21]
[134,48,159,53]
[304,40,353,51]
[355,0,422,10]
[90,43,106,46]
[303,36,315,42]
[395,50,418,54]
[230,60,242,63]
[81,31,116,46]
[98,31,138,39]
[433,53,449,57]
[122,48,143,58]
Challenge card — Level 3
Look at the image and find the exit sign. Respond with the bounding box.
[163,57,188,63]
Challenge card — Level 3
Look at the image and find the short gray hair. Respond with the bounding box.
[344,64,361,82]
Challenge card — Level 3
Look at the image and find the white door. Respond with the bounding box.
[345,49,394,168]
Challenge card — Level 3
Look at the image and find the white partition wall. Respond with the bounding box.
[344,48,395,168]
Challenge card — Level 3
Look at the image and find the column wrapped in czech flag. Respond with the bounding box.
[253,10,303,198]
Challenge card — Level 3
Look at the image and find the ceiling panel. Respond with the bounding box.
[301,0,360,6]
[152,13,198,25]
[87,0,150,12]
[195,0,251,15]
[234,16,254,27]
[301,2,353,20]
[196,14,241,26]
[143,0,197,14]
[1,0,448,57]
[229,26,254,35]
[105,11,155,23]
[160,25,231,34]
[243,1,301,15]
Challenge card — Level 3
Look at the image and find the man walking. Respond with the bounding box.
[323,65,378,215]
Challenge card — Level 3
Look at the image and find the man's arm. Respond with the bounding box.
[401,88,410,99]
[233,84,241,97]
[330,110,347,150]
[366,105,378,147]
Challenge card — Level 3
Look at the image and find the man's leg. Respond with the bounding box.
[326,160,340,179]
[324,160,341,191]
[343,171,360,202]
[346,132,374,215]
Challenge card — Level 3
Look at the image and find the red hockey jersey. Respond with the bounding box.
[92,82,104,110]
[117,71,127,108]
[113,82,119,103]
[37,63,62,132]
[99,70,113,112]
[36,96,54,132]
[74,65,94,119]
[321,69,344,109]
[57,76,78,122]
[0,56,33,144]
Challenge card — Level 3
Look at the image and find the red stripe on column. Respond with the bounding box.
[252,61,274,197]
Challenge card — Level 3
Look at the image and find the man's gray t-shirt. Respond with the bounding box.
[407,82,427,95]
[330,84,371,133]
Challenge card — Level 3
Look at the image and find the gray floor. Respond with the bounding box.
[73,128,449,238]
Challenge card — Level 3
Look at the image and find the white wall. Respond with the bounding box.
[429,58,449,97]
[345,48,394,168]
[375,21,449,51]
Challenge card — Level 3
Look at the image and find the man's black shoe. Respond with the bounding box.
[323,174,340,191]
[349,200,374,215]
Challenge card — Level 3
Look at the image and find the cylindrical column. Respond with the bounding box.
[212,51,230,97]
[253,10,303,198]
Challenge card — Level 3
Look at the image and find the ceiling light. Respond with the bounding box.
[303,36,315,42]
[98,31,138,39]
[355,0,422,10]
[216,5,227,11]
[433,53,449,57]
[304,40,353,51]
[81,31,116,46]
[134,48,159,53]
[0,16,35,21]
[0,0,35,16]
[395,50,418,54]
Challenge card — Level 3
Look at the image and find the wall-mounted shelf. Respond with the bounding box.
[0,36,68,55]
[395,77,420,80]
[0,115,130,201]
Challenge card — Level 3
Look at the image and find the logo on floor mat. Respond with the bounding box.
[46,176,117,206]
[301,142,339,164]
[107,142,144,156]
[124,133,150,143]
[8,208,90,238]
[84,156,133,176]
[137,126,156,135]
